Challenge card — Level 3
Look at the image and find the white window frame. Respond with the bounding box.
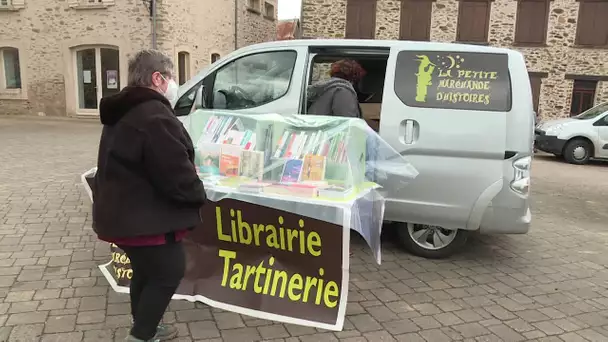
[0,45,27,100]
[176,50,191,86]
[72,45,119,116]
[68,0,115,10]
[0,0,25,11]
[247,0,261,14]
[264,1,276,19]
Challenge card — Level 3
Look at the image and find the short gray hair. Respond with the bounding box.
[127,49,174,87]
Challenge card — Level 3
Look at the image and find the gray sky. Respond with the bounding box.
[278,0,302,19]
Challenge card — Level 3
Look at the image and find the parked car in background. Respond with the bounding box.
[535,102,608,164]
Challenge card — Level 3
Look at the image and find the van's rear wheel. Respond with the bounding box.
[397,223,469,259]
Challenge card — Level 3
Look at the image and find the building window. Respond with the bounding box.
[528,72,546,113]
[570,80,597,116]
[1,47,21,90]
[345,0,377,39]
[264,2,275,19]
[211,53,220,63]
[456,0,491,43]
[74,46,120,113]
[68,0,115,9]
[400,0,433,41]
[247,0,261,13]
[0,0,25,9]
[575,0,608,47]
[177,51,190,86]
[514,0,550,45]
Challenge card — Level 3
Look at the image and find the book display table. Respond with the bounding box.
[81,111,418,330]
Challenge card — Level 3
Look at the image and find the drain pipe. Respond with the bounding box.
[151,0,158,49]
[234,0,238,50]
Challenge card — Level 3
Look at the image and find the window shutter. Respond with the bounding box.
[346,0,377,39]
[400,0,433,41]
[515,0,549,44]
[457,0,490,42]
[576,1,608,46]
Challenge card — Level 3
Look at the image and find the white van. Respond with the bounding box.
[173,39,533,258]
[535,102,608,165]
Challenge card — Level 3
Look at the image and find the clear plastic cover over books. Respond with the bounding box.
[184,110,419,262]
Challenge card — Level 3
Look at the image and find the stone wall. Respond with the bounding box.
[302,0,608,119]
[0,0,152,116]
[238,0,278,48]
[0,0,276,117]
[157,0,236,79]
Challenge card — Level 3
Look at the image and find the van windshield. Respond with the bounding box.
[573,102,608,120]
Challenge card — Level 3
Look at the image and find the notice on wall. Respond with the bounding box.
[395,51,511,112]
[83,70,92,84]
[107,70,118,89]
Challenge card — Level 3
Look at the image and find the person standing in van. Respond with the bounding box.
[307,59,366,117]
[93,50,207,342]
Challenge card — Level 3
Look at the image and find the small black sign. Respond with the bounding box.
[394,51,511,112]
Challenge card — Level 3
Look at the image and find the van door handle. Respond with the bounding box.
[401,119,419,144]
[404,120,414,144]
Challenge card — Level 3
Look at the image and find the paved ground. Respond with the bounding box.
[1,116,608,342]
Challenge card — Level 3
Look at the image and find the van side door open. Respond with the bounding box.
[380,48,510,230]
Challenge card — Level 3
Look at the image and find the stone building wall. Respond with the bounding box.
[302,0,608,119]
[0,0,276,117]
[0,0,152,116]
[238,0,278,48]
[158,0,236,75]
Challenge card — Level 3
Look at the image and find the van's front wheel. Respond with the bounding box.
[397,223,469,259]
[563,139,592,165]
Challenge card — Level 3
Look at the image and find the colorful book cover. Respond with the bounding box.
[274,131,289,158]
[219,145,242,177]
[263,126,273,166]
[223,130,246,145]
[243,131,257,150]
[301,154,326,182]
[197,143,221,176]
[284,132,297,158]
[240,150,264,181]
[280,159,303,183]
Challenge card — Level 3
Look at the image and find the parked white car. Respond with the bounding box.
[535,102,608,164]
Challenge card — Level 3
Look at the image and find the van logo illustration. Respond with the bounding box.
[398,51,510,112]
[414,55,436,102]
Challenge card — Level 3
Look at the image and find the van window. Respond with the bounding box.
[212,50,297,110]
[394,51,511,112]
[174,81,202,116]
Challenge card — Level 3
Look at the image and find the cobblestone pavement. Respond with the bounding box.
[1,116,608,342]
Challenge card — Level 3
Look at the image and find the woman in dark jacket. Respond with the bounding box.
[307,59,366,118]
[93,49,206,342]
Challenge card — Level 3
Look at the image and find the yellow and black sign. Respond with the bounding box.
[395,51,511,112]
[108,198,345,328]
